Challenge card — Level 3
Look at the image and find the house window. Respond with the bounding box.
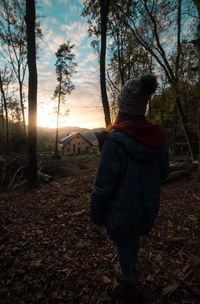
[69,142,71,146]
[68,148,70,152]
[78,142,80,145]
[82,142,85,145]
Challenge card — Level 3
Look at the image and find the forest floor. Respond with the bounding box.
[0,154,200,304]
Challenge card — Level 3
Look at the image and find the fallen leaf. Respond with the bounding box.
[103,276,111,284]
[162,283,180,296]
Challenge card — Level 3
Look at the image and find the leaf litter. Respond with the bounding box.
[0,156,200,304]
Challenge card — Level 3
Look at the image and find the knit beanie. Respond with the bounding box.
[118,75,157,116]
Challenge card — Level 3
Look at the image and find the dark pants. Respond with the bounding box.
[115,237,140,283]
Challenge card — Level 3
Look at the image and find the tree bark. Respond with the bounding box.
[0,74,9,154]
[100,0,111,127]
[26,0,38,189]
[0,95,4,133]
[175,95,196,161]
[19,80,26,139]
[172,103,178,161]
[55,90,61,157]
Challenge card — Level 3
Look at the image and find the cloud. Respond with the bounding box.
[58,0,69,3]
[69,4,78,11]
[42,0,52,6]
[78,52,98,67]
[50,17,58,24]
[58,0,83,5]
[40,25,66,54]
[35,1,104,128]
[37,74,104,129]
[60,21,88,46]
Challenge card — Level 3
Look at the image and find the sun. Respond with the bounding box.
[37,111,57,128]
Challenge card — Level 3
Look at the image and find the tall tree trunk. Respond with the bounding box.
[55,92,61,157]
[100,0,111,127]
[172,103,178,161]
[0,74,9,154]
[26,0,38,189]
[0,95,4,132]
[1,94,4,132]
[175,95,195,161]
[19,80,26,139]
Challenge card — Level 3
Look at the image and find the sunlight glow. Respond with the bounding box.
[37,109,104,129]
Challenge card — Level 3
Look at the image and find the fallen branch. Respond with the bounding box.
[38,170,53,183]
[8,166,26,191]
[162,170,190,185]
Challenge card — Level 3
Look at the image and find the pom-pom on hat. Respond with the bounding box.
[118,74,157,116]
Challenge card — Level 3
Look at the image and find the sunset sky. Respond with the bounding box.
[37,0,104,129]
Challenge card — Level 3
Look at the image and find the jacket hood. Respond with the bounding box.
[109,119,165,161]
[112,119,164,150]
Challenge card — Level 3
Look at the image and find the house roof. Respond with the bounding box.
[60,132,93,146]
[60,132,78,145]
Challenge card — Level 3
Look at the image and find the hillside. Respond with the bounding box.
[37,126,105,143]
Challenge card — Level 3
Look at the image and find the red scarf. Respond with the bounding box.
[112,119,164,150]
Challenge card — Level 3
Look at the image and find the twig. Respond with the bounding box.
[141,252,200,301]
[8,166,25,190]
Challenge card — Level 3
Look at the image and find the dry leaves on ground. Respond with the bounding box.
[0,157,200,304]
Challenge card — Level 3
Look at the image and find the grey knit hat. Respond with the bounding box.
[118,75,157,116]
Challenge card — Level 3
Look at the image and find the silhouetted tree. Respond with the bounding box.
[100,0,111,126]
[25,0,38,188]
[54,42,77,157]
[83,0,111,127]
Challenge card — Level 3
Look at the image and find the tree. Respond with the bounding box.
[0,66,13,153]
[107,22,155,119]
[83,0,111,127]
[83,0,199,159]
[100,0,111,127]
[25,0,38,188]
[0,0,27,138]
[54,42,77,157]
[0,0,42,139]
[113,0,198,161]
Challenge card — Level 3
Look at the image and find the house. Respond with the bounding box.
[61,132,94,154]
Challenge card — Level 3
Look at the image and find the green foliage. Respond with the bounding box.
[150,82,199,147]
[37,132,55,153]
[0,119,26,154]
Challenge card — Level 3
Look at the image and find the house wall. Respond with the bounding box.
[63,134,92,154]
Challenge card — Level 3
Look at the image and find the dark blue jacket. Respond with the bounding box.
[90,129,170,241]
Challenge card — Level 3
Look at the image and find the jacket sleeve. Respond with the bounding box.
[90,137,123,226]
[159,140,170,179]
